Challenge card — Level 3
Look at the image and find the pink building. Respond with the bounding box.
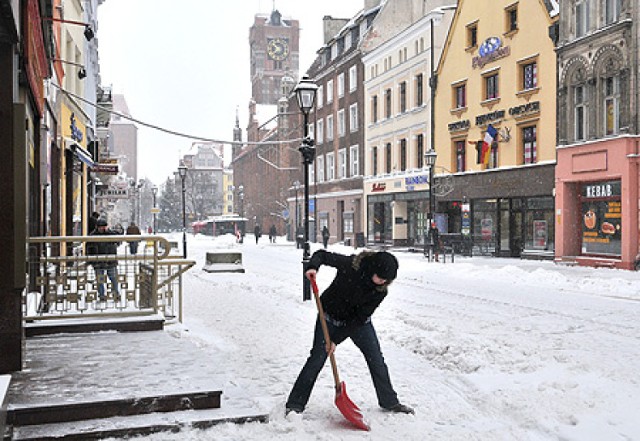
[555,137,640,270]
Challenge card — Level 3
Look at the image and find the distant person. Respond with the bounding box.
[427,222,440,262]
[88,211,100,235]
[254,224,261,244]
[269,224,277,243]
[295,226,304,249]
[126,222,141,254]
[321,226,330,249]
[147,225,153,234]
[87,219,120,302]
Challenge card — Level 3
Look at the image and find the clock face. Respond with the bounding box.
[267,38,289,61]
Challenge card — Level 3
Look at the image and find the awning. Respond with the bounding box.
[73,144,95,168]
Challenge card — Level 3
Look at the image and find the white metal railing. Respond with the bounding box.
[25,235,195,322]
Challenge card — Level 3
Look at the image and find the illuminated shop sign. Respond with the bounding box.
[371,182,386,192]
[472,37,511,69]
[581,180,621,255]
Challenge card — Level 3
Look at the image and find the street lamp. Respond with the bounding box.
[151,186,158,234]
[294,75,318,301]
[178,164,188,258]
[293,180,300,243]
[424,149,438,225]
[238,185,245,239]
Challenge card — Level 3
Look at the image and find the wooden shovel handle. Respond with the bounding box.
[309,275,341,389]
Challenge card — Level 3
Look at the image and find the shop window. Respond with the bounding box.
[524,197,555,251]
[343,213,354,234]
[455,140,466,172]
[466,22,478,49]
[603,75,619,136]
[580,181,621,256]
[416,134,424,168]
[505,4,518,33]
[522,125,537,164]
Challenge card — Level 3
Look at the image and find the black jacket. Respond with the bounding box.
[87,229,119,269]
[308,250,389,330]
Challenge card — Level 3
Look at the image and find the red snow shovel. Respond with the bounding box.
[309,275,370,431]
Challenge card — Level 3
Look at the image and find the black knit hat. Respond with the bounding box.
[97,219,108,227]
[370,251,398,280]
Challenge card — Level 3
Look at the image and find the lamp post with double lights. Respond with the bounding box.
[178,165,188,258]
[151,186,158,234]
[294,75,318,302]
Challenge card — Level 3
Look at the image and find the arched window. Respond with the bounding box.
[563,59,589,143]
[594,48,624,137]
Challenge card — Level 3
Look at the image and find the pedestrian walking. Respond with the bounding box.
[321,225,330,249]
[427,222,441,262]
[269,224,277,243]
[87,219,120,302]
[88,212,100,235]
[286,249,414,416]
[254,224,261,244]
[126,222,141,254]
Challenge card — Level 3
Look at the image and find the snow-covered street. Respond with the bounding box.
[138,233,640,440]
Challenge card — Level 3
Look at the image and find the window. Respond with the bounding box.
[574,85,586,141]
[484,73,499,100]
[416,134,424,168]
[372,146,378,176]
[400,139,407,171]
[316,155,324,182]
[385,143,392,173]
[317,155,325,182]
[317,86,323,108]
[350,145,359,176]
[467,22,478,48]
[522,62,538,90]
[337,73,345,98]
[415,74,423,106]
[349,65,357,92]
[385,89,392,118]
[308,123,314,141]
[338,148,347,178]
[605,0,621,24]
[522,126,537,164]
[456,140,466,172]
[337,109,345,137]
[576,0,590,37]
[505,4,518,32]
[399,82,407,113]
[604,75,619,136]
[327,79,334,103]
[326,152,335,180]
[327,114,334,141]
[372,95,378,123]
[317,119,324,144]
[454,83,466,108]
[349,103,358,132]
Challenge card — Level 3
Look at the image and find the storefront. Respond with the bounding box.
[364,174,431,247]
[556,137,639,270]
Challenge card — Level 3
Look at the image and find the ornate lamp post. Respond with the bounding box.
[424,149,438,225]
[293,180,300,241]
[294,75,318,301]
[151,186,158,234]
[178,164,188,258]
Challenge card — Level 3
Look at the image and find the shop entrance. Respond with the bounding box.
[498,199,523,257]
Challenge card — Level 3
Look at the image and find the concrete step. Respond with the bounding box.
[8,406,268,440]
[8,390,221,426]
[24,314,165,337]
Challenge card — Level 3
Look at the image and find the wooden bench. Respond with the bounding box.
[202,251,245,273]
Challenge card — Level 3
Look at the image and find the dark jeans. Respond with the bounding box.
[286,316,399,412]
[95,267,119,299]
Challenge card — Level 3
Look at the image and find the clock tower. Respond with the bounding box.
[249,8,300,105]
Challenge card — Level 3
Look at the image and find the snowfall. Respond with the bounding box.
[103,232,639,441]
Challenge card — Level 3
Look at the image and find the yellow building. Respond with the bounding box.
[223,170,234,215]
[434,0,558,258]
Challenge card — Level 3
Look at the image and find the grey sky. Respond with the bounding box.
[98,0,363,185]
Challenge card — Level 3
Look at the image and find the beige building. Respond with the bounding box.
[434,0,559,257]
[362,2,455,246]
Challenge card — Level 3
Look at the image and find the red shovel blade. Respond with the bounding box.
[335,381,370,431]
